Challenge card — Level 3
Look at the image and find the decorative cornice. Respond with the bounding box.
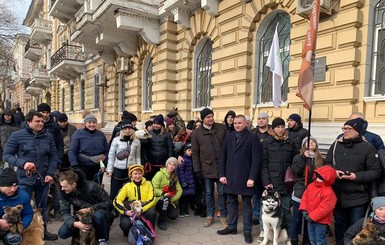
[201,0,219,17]
[170,6,191,29]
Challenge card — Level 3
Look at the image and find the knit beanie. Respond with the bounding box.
[301,136,318,147]
[129,164,144,177]
[0,168,19,186]
[165,157,178,166]
[344,118,364,135]
[258,112,269,120]
[200,108,214,120]
[288,113,301,123]
[184,143,192,151]
[371,196,385,211]
[57,113,68,122]
[153,114,164,126]
[145,120,153,128]
[186,120,195,130]
[165,117,174,127]
[272,117,285,129]
[84,113,97,123]
[120,119,133,129]
[3,109,13,116]
[37,103,51,113]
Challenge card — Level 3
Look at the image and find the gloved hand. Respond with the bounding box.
[302,211,309,218]
[305,215,314,223]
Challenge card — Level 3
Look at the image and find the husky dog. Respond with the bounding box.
[260,190,291,245]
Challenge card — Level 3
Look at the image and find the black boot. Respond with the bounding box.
[157,217,167,231]
[200,205,207,218]
[194,204,202,216]
[291,239,299,245]
[44,231,58,241]
[53,207,61,221]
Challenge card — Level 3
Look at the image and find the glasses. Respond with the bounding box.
[342,127,353,132]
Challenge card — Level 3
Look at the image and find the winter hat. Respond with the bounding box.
[272,117,285,129]
[165,157,178,166]
[51,111,61,119]
[153,114,164,126]
[120,119,133,129]
[3,109,13,115]
[121,111,137,122]
[57,113,68,122]
[184,143,192,151]
[301,136,318,147]
[288,113,301,123]
[371,196,385,211]
[84,113,97,123]
[165,117,174,127]
[145,120,153,128]
[0,168,19,186]
[200,108,214,120]
[37,103,51,113]
[225,110,236,118]
[186,120,195,130]
[258,112,269,120]
[129,164,144,177]
[344,118,364,135]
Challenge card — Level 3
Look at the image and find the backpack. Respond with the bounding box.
[128,217,156,245]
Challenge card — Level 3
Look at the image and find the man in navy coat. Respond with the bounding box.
[217,115,262,244]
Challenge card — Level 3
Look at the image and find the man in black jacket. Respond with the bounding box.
[58,170,112,245]
[325,118,381,245]
[286,113,308,152]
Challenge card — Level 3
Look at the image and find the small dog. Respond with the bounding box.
[71,208,96,245]
[21,209,44,245]
[260,190,291,245]
[130,201,143,221]
[2,205,24,234]
[350,219,385,245]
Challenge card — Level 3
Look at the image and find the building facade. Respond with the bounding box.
[9,0,385,148]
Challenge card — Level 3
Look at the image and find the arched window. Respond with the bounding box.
[370,0,385,95]
[254,12,291,105]
[194,38,213,109]
[143,55,153,111]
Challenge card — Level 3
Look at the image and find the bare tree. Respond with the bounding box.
[0,1,20,44]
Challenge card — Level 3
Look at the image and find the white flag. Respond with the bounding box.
[266,24,283,109]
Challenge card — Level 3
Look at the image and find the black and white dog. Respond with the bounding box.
[260,190,291,245]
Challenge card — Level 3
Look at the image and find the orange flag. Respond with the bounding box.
[296,0,321,111]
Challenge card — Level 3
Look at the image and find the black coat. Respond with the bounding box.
[325,137,381,208]
[261,132,296,194]
[344,217,385,245]
[60,170,112,228]
[287,123,308,152]
[218,129,262,196]
[145,129,173,164]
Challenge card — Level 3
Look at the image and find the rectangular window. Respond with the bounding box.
[119,73,126,112]
[61,88,65,112]
[80,79,85,110]
[94,74,100,108]
[69,85,74,111]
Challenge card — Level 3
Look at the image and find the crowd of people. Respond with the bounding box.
[0,104,384,245]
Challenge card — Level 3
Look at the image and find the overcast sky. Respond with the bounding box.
[14,0,31,27]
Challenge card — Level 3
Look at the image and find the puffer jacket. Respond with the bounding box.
[152,167,182,203]
[177,154,196,196]
[145,129,173,164]
[3,126,58,186]
[113,177,156,213]
[42,115,64,164]
[299,165,337,224]
[60,170,112,228]
[0,187,33,229]
[325,136,381,208]
[261,130,296,194]
[191,123,227,178]
[107,136,141,172]
[287,123,308,152]
[68,128,109,168]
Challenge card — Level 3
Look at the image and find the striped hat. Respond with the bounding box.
[129,164,144,177]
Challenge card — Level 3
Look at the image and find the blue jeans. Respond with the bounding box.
[204,178,227,217]
[58,209,110,240]
[333,204,367,245]
[252,195,261,219]
[307,222,327,245]
[281,194,292,233]
[227,194,252,233]
[20,180,49,230]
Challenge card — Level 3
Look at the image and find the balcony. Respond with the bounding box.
[49,44,85,80]
[24,40,42,61]
[24,79,43,97]
[30,68,51,87]
[49,0,84,24]
[30,18,52,45]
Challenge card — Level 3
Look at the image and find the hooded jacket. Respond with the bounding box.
[0,113,19,150]
[299,165,337,224]
[223,110,236,133]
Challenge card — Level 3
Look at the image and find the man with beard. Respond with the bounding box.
[286,113,308,152]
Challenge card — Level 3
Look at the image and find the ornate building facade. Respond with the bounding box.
[9,0,385,149]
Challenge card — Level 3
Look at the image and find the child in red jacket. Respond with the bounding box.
[299,165,337,245]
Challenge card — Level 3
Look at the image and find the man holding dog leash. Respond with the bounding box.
[3,111,59,241]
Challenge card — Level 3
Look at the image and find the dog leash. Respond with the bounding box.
[26,167,50,209]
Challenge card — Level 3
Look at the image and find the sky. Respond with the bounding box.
[13,0,31,28]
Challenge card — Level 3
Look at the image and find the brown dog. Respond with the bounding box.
[21,209,44,245]
[71,208,96,245]
[2,205,24,234]
[350,219,385,245]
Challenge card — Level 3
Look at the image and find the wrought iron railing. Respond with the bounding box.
[50,44,85,69]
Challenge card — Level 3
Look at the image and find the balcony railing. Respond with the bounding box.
[24,39,40,54]
[31,18,52,30]
[50,44,85,69]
